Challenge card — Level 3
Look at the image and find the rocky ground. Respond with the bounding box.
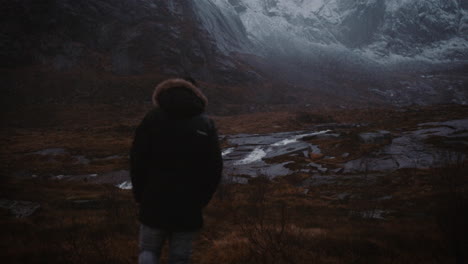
[1,103,467,263]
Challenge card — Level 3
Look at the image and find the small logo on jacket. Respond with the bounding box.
[196,130,208,136]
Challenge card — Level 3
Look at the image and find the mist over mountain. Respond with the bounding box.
[1,0,467,109]
[193,0,468,105]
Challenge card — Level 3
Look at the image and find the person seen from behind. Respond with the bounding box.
[130,78,223,264]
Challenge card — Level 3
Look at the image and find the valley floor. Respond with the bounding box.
[1,104,467,263]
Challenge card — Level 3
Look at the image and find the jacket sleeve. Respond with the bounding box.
[200,119,223,207]
[130,114,152,204]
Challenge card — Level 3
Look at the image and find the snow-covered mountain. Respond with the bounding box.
[1,0,467,108]
[194,0,468,62]
[191,0,468,105]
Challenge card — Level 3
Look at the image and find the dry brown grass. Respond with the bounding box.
[1,164,462,264]
[2,104,468,263]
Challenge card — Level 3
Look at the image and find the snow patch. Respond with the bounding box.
[235,147,267,165]
[271,130,331,146]
[116,181,132,190]
[222,147,235,157]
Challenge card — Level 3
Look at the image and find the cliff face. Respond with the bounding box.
[0,0,249,81]
[1,0,269,111]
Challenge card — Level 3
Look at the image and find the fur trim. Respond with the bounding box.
[152,78,208,106]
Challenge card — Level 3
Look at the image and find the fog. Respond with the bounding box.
[193,0,468,105]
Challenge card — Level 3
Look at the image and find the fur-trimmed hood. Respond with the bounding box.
[152,78,208,106]
[152,78,208,118]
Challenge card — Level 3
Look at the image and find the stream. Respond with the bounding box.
[23,119,468,189]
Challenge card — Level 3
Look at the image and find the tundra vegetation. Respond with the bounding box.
[1,104,467,263]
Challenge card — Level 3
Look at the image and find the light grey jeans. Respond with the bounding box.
[138,224,197,264]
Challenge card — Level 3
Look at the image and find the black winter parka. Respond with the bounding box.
[130,79,223,231]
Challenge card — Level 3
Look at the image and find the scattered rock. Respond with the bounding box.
[0,199,40,218]
[54,175,65,180]
[377,195,393,201]
[315,133,341,139]
[345,119,468,173]
[73,155,90,165]
[70,200,103,209]
[318,167,328,173]
[330,168,343,174]
[337,193,351,200]
[231,177,249,184]
[302,175,337,186]
[308,162,328,173]
[309,153,324,160]
[223,131,325,178]
[27,148,93,165]
[221,148,235,157]
[358,130,391,144]
[30,148,67,156]
[94,155,124,161]
[52,173,98,181]
[116,181,132,190]
[353,210,390,220]
[314,123,368,130]
[94,170,130,185]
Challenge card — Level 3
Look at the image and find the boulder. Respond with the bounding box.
[358,130,391,144]
[0,199,40,218]
[309,153,325,160]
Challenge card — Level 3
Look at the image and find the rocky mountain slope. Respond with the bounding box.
[1,0,277,112]
[197,0,468,105]
[1,0,467,110]
[1,0,248,77]
[205,0,468,60]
